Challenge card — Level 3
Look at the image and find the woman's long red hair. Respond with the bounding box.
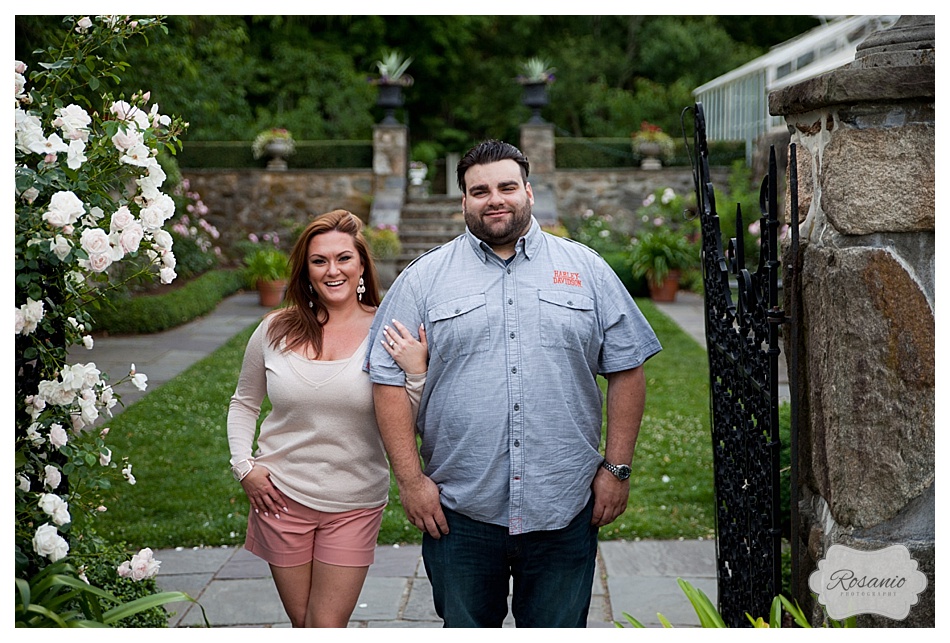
[267,210,381,358]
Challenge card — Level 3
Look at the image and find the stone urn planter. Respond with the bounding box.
[264,139,293,170]
[634,141,663,170]
[521,81,549,124]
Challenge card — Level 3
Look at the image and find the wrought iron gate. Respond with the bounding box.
[687,102,798,627]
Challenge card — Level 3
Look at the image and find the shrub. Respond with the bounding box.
[91,269,245,334]
[68,541,169,628]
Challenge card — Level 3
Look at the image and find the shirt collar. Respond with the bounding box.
[465,216,541,263]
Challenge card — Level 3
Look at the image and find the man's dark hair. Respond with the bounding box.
[456,140,530,193]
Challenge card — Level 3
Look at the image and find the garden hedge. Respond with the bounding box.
[90,269,245,335]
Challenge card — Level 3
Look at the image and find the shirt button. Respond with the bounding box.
[567,300,573,306]
[455,308,461,314]
[514,440,520,447]
[513,476,521,481]
[508,298,513,305]
[511,367,517,374]
[507,268,511,274]
[513,404,520,411]
[510,332,515,339]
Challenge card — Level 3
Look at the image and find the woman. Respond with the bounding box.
[227,210,426,627]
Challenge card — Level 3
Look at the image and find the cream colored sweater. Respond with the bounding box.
[228,317,424,512]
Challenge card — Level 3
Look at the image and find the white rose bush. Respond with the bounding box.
[14,16,202,627]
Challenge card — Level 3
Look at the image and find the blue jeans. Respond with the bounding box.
[422,499,598,627]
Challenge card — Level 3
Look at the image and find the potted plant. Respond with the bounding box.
[243,247,290,307]
[517,57,555,124]
[631,121,675,169]
[372,50,413,124]
[365,224,402,289]
[629,227,696,302]
[252,128,296,170]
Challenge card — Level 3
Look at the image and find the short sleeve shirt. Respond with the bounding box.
[366,218,661,533]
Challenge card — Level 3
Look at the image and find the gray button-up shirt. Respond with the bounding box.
[366,218,661,533]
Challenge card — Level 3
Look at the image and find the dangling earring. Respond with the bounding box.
[357,276,365,302]
[308,283,314,309]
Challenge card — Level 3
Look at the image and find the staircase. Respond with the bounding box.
[395,194,466,272]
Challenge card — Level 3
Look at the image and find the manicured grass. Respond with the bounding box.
[95,299,715,549]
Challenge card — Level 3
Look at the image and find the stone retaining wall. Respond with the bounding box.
[183,165,723,261]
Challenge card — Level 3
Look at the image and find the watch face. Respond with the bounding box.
[617,465,631,480]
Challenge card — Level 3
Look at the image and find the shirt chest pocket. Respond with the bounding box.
[538,290,596,352]
[428,294,491,362]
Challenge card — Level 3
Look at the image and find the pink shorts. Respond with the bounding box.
[244,494,384,568]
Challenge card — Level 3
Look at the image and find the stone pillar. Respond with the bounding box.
[769,16,934,627]
[370,123,408,229]
[520,122,557,226]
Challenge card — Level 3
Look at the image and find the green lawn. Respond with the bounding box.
[95,298,715,549]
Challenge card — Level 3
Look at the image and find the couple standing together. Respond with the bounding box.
[227,139,662,627]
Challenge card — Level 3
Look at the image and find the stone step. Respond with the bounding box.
[398,223,466,236]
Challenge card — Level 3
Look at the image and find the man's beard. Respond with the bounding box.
[464,201,532,249]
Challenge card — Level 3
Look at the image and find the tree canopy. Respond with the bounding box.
[17,15,819,156]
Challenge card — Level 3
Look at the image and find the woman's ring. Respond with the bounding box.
[389,340,396,348]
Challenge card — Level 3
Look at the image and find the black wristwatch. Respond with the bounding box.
[601,459,631,481]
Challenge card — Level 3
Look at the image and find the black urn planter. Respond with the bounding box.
[376,83,404,124]
[520,82,549,123]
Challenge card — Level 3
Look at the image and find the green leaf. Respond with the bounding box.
[769,595,783,627]
[618,612,646,628]
[102,591,198,625]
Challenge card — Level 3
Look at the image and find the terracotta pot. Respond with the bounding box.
[648,270,680,302]
[257,279,287,307]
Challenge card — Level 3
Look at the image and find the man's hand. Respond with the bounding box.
[590,466,630,527]
[398,474,449,538]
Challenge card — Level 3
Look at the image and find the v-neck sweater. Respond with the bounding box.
[228,316,424,512]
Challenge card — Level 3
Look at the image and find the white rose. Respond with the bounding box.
[26,423,45,446]
[127,548,161,581]
[37,380,74,407]
[137,163,167,200]
[119,222,144,254]
[48,424,69,449]
[66,139,87,169]
[84,252,113,273]
[151,229,173,251]
[109,206,135,232]
[111,126,143,152]
[100,448,112,466]
[83,335,94,350]
[29,132,69,156]
[110,100,134,120]
[122,464,136,485]
[53,104,91,137]
[75,16,93,33]
[159,266,177,285]
[16,298,45,335]
[38,493,71,526]
[120,143,152,167]
[43,465,62,490]
[43,191,85,229]
[33,523,69,562]
[131,370,148,391]
[15,109,45,154]
[49,235,72,261]
[80,227,111,256]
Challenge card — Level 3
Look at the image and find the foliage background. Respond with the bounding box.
[17,15,818,157]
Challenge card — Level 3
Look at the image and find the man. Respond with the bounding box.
[366,139,661,627]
